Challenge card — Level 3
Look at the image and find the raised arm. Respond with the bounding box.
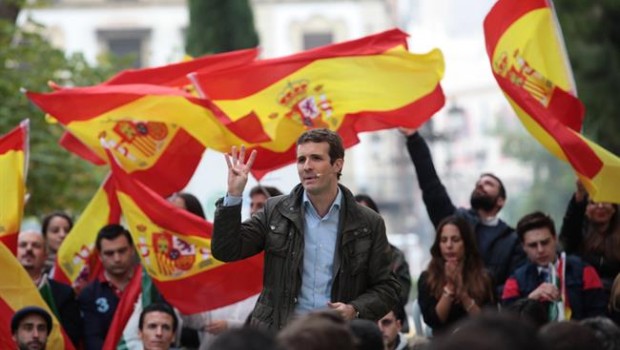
[559,180,588,254]
[403,130,456,227]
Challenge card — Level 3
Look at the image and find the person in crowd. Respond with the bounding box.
[212,128,400,331]
[171,191,259,349]
[249,185,283,216]
[504,298,549,329]
[170,192,206,220]
[11,306,53,350]
[538,321,603,350]
[377,307,408,350]
[40,211,73,274]
[355,194,412,332]
[609,274,620,324]
[78,224,138,350]
[502,212,607,320]
[349,319,384,350]
[417,215,494,333]
[560,180,620,299]
[430,312,547,350]
[277,310,355,350]
[138,303,178,350]
[402,129,524,298]
[209,327,281,350]
[17,230,82,347]
[579,317,620,350]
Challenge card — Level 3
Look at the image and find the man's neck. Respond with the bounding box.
[105,269,133,291]
[476,208,500,223]
[26,268,43,285]
[307,187,339,218]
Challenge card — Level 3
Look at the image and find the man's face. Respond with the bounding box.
[377,311,401,350]
[470,175,504,211]
[296,141,342,196]
[12,314,49,350]
[250,193,268,216]
[139,311,175,350]
[522,227,557,266]
[17,232,47,274]
[99,235,135,278]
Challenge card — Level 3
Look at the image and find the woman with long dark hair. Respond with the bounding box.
[41,211,73,274]
[560,181,620,298]
[417,215,494,333]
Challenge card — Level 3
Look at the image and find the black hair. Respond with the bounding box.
[95,224,133,251]
[139,302,178,334]
[516,211,556,242]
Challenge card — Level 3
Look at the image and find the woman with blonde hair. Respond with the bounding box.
[417,215,494,333]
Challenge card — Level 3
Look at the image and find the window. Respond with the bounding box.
[97,28,151,68]
[302,32,333,50]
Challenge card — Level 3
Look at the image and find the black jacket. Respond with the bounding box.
[212,184,400,331]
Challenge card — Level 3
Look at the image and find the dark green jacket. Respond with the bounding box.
[212,184,400,331]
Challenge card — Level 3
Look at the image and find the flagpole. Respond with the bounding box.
[546,0,579,98]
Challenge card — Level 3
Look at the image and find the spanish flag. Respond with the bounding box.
[109,152,263,313]
[27,84,270,196]
[484,0,620,203]
[103,48,258,88]
[52,176,120,291]
[0,120,28,253]
[190,29,445,179]
[0,243,74,349]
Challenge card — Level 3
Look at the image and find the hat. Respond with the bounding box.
[11,306,53,334]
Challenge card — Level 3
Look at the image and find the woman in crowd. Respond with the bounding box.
[417,215,494,333]
[560,181,620,299]
[41,211,73,273]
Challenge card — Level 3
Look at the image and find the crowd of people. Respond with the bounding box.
[9,128,620,350]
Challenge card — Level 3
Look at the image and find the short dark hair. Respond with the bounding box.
[175,192,205,219]
[516,211,556,242]
[41,211,73,238]
[480,172,507,200]
[209,327,280,350]
[505,298,549,329]
[579,317,620,350]
[249,185,283,198]
[348,319,383,350]
[297,129,345,178]
[139,302,178,334]
[11,306,53,335]
[95,224,133,251]
[539,321,602,350]
[354,194,379,214]
[277,310,355,350]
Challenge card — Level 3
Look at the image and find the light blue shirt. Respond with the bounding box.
[295,188,342,314]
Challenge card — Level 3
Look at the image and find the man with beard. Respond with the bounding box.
[403,129,524,298]
[17,230,82,347]
[11,306,53,350]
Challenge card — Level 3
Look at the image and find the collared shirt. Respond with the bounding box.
[295,188,342,314]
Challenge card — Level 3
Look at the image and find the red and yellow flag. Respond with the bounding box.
[52,176,120,291]
[190,29,445,179]
[0,243,74,349]
[484,0,620,203]
[109,153,263,314]
[27,84,270,195]
[0,120,29,253]
[103,48,258,89]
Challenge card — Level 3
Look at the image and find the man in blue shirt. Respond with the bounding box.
[212,128,400,331]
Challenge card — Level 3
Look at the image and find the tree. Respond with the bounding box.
[554,0,620,154]
[0,15,129,217]
[185,0,259,56]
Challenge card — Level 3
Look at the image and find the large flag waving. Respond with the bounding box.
[27,84,270,196]
[52,176,120,290]
[0,120,29,253]
[484,0,620,203]
[109,152,263,314]
[0,243,74,349]
[103,48,258,88]
[190,29,445,179]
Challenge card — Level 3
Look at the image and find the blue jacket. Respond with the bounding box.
[406,132,525,297]
[502,255,606,320]
[78,275,120,350]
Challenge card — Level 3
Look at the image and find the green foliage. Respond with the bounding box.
[185,0,259,56]
[0,18,129,217]
[554,0,620,154]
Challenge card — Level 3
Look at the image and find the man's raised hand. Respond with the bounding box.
[225,145,257,197]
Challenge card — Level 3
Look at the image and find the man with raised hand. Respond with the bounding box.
[212,128,400,331]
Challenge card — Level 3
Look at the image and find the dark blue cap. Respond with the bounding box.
[10,306,53,334]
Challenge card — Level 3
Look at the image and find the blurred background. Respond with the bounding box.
[3,0,619,284]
